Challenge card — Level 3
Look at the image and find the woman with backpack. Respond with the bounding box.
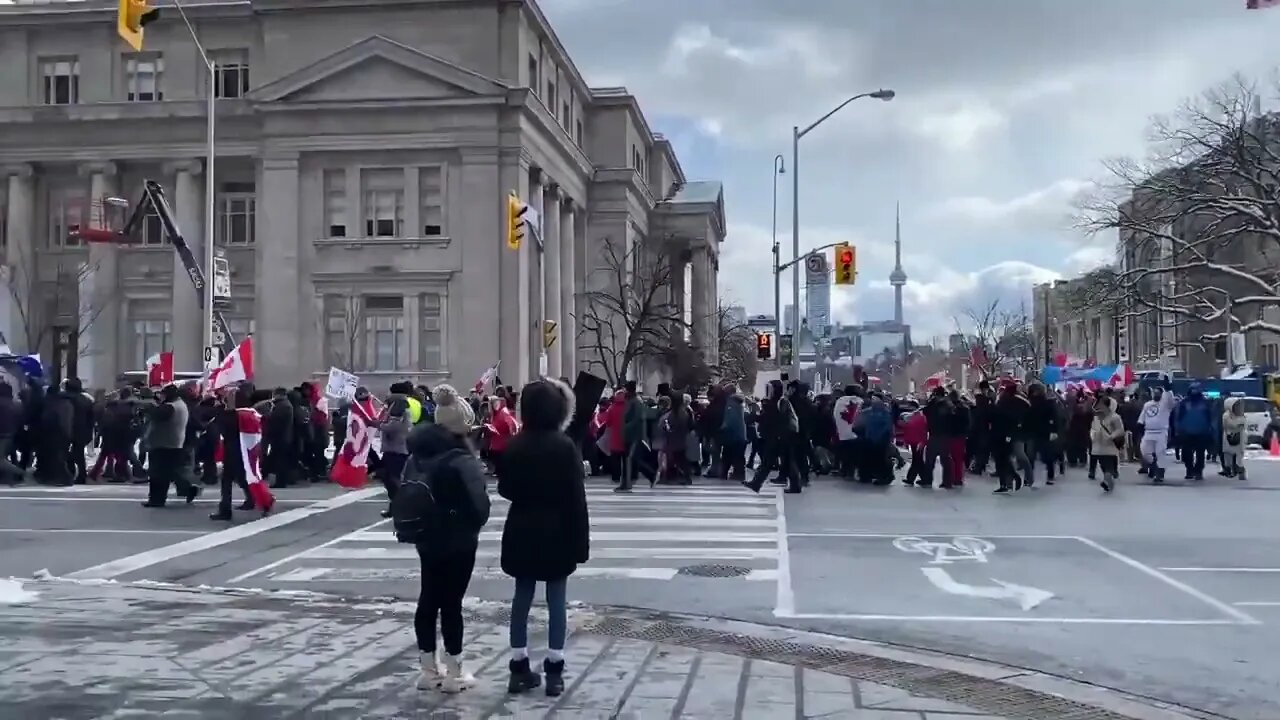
[495,378,590,697]
[396,422,491,693]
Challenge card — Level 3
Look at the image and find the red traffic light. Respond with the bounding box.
[838,248,853,265]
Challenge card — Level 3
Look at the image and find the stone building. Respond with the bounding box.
[1032,277,1119,367]
[0,0,725,390]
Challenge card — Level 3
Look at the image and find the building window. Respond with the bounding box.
[211,50,250,99]
[365,295,406,371]
[323,169,347,238]
[527,54,539,93]
[420,293,443,370]
[1262,343,1279,368]
[126,54,164,102]
[215,181,255,245]
[133,319,171,368]
[546,75,557,109]
[419,166,444,236]
[140,206,167,246]
[576,119,583,146]
[41,58,80,105]
[48,186,87,248]
[323,294,363,368]
[361,168,404,238]
[562,100,570,129]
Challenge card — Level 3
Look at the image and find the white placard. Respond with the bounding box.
[325,366,359,400]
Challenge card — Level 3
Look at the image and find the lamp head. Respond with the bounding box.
[870,89,896,101]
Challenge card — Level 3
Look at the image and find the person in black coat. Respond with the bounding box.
[495,378,589,698]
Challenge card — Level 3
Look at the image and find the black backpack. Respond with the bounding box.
[392,454,456,545]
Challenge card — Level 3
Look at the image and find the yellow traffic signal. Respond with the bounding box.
[834,243,857,285]
[117,0,159,52]
[506,192,528,250]
[756,332,772,360]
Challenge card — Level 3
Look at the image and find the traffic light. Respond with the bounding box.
[117,0,159,52]
[834,243,857,285]
[756,332,772,360]
[506,192,528,250]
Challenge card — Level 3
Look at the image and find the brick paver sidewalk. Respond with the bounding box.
[0,578,1212,719]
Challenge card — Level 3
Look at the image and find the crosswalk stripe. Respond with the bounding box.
[270,566,780,582]
[303,546,779,561]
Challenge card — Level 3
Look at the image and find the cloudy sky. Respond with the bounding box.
[541,0,1280,342]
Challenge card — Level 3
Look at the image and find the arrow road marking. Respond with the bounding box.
[921,567,1054,611]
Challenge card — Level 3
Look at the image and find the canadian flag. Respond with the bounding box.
[330,396,380,489]
[208,336,254,391]
[146,351,174,387]
[236,407,275,511]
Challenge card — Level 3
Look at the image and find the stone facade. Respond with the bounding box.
[0,0,724,391]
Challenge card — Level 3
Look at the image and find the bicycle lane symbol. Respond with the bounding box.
[892,536,996,564]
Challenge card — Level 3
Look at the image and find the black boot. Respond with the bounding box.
[507,657,541,694]
[543,658,565,697]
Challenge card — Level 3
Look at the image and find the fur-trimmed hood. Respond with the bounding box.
[518,378,576,432]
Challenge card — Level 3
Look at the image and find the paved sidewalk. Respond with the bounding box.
[0,579,1217,719]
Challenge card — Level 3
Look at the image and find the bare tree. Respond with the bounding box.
[953,299,1036,378]
[320,292,366,369]
[1075,73,1280,348]
[577,235,688,388]
[4,258,113,357]
[715,303,759,392]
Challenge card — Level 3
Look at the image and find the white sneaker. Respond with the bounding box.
[417,650,444,690]
[440,653,476,693]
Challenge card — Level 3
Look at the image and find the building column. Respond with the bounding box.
[2,165,34,355]
[254,153,301,386]
[80,162,120,387]
[542,183,563,379]
[167,160,204,374]
[527,169,545,377]
[559,198,576,378]
[690,245,709,350]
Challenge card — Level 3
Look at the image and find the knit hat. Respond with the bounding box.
[432,384,473,436]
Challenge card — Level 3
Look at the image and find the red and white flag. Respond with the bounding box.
[146,351,174,387]
[208,336,254,391]
[236,407,275,511]
[330,396,379,489]
[474,361,500,394]
[1247,0,1279,9]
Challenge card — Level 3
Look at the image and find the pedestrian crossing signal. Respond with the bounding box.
[506,192,528,250]
[756,332,772,360]
[834,244,856,285]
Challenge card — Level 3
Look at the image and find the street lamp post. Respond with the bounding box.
[171,0,217,366]
[790,88,894,378]
[771,154,785,349]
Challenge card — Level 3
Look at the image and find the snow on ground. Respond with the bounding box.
[0,578,38,604]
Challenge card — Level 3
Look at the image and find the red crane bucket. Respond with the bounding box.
[70,196,131,244]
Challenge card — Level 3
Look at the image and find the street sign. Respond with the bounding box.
[212,252,232,309]
[204,346,219,365]
[805,253,829,286]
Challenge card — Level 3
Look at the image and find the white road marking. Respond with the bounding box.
[774,486,794,618]
[773,613,1244,625]
[66,487,383,580]
[302,546,779,561]
[1072,537,1261,625]
[342,530,774,543]
[227,517,392,583]
[269,566,782,583]
[788,532,1080,539]
[1160,567,1280,573]
[1234,601,1280,607]
[921,567,1053,611]
[0,528,206,535]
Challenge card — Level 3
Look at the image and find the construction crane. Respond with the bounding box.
[78,179,236,359]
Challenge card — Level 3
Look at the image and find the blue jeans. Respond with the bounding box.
[509,576,568,651]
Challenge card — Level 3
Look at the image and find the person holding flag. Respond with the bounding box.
[331,386,382,490]
[210,383,274,520]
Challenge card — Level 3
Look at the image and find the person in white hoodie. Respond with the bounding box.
[1138,384,1176,482]
[1220,397,1248,480]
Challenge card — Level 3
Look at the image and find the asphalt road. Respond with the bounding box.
[4,453,1280,719]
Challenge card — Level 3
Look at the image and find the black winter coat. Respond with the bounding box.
[496,429,589,581]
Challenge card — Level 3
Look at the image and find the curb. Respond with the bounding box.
[12,575,1228,720]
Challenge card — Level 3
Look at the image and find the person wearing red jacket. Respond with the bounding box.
[486,396,519,457]
[602,390,628,484]
[901,409,929,486]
